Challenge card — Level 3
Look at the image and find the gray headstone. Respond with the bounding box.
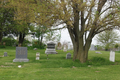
[4,52,7,57]
[13,47,29,62]
[95,51,102,54]
[66,53,71,59]
[45,41,57,54]
[34,48,37,50]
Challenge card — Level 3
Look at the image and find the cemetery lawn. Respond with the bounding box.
[0,47,120,80]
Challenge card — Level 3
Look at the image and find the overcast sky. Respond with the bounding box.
[60,28,97,45]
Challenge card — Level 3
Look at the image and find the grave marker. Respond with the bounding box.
[4,52,7,57]
[13,47,29,62]
[45,41,57,54]
[66,53,71,59]
[109,51,115,62]
[36,52,40,60]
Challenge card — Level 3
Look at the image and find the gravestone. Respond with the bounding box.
[45,41,57,54]
[36,52,40,60]
[4,52,7,57]
[109,51,115,62]
[63,45,68,52]
[66,53,71,59]
[57,42,62,50]
[95,51,102,54]
[34,48,37,50]
[13,47,29,62]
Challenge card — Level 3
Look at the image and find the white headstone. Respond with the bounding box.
[109,51,115,62]
[36,52,40,60]
[63,45,67,52]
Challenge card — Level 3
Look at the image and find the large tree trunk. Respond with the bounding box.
[19,32,25,46]
[62,0,107,63]
[67,1,94,63]
[72,36,92,63]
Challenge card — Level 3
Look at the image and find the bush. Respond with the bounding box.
[0,45,5,48]
[95,45,104,51]
[22,39,31,46]
[2,38,16,46]
[32,41,46,49]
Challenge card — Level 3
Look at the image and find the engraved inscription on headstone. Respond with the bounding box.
[13,47,29,62]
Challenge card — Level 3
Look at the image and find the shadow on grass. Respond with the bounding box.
[88,57,114,66]
[10,57,115,68]
[40,57,116,68]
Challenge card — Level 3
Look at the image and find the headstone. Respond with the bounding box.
[109,51,115,62]
[63,45,68,52]
[34,48,37,50]
[36,52,40,60]
[45,41,57,54]
[95,51,102,54]
[66,53,71,59]
[13,47,29,62]
[57,42,62,50]
[27,44,32,46]
[4,52,7,57]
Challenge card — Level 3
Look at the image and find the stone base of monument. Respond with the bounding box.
[13,58,29,62]
[45,49,57,54]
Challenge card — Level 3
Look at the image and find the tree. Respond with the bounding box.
[44,30,61,43]
[9,0,56,46]
[17,23,34,46]
[96,30,120,50]
[35,25,48,45]
[9,0,120,63]
[0,0,15,44]
[50,0,120,63]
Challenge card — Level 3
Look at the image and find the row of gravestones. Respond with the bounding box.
[4,47,116,62]
[3,41,116,62]
[12,47,71,62]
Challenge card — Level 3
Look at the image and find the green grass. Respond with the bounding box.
[0,47,120,80]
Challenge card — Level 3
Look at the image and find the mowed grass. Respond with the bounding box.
[0,47,120,80]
